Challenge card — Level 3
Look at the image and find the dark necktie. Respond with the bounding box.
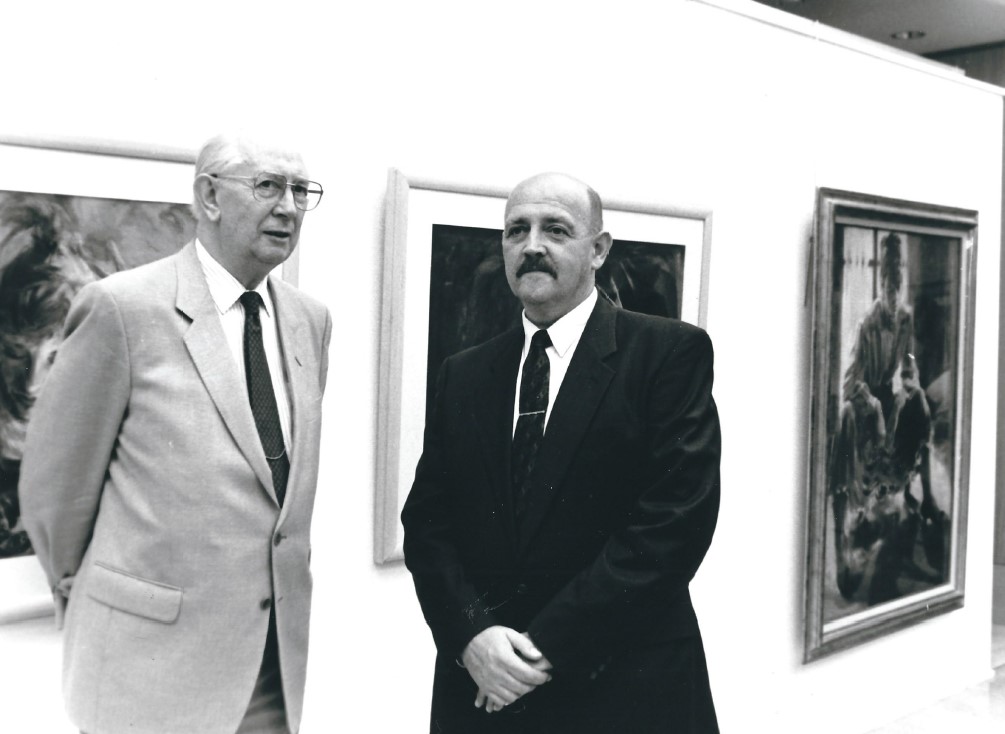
[240,291,289,507]
[511,329,551,516]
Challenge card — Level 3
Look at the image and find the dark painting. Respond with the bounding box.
[0,191,195,558]
[425,224,684,415]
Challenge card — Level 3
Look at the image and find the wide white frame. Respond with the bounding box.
[374,168,713,563]
[0,136,195,623]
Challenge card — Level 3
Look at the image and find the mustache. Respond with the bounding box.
[516,254,557,278]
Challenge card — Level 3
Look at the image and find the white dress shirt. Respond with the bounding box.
[195,240,292,452]
[513,288,598,436]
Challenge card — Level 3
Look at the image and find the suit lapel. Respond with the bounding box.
[516,298,618,555]
[471,328,523,542]
[175,243,278,504]
[269,277,310,514]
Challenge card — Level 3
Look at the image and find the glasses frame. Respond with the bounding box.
[210,172,323,211]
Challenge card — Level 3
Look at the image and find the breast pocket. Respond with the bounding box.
[86,562,183,624]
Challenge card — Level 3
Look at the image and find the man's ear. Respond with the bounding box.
[193,174,222,223]
[591,231,613,270]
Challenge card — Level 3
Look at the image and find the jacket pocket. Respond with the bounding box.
[86,562,183,624]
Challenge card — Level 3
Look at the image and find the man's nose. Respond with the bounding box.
[524,227,547,253]
[273,185,297,215]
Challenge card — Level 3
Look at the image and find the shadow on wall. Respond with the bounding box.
[994,565,1005,626]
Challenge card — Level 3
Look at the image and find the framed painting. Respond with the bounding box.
[0,135,199,623]
[375,168,713,563]
[804,188,977,661]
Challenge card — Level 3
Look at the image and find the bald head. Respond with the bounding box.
[505,172,604,235]
[501,172,612,327]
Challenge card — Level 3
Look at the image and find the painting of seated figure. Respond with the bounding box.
[805,188,976,662]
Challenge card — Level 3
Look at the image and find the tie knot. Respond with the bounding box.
[240,291,264,315]
[531,329,552,351]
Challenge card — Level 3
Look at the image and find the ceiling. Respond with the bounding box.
[752,0,1005,56]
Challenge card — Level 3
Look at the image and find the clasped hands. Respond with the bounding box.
[461,626,553,713]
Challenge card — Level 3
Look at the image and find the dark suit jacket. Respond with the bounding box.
[402,296,721,733]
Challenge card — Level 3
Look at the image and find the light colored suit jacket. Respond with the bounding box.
[20,242,332,734]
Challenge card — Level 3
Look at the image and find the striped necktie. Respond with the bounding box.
[511,329,551,516]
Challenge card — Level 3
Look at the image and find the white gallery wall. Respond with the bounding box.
[0,1,1002,732]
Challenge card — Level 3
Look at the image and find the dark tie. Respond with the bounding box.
[240,291,289,507]
[511,329,551,516]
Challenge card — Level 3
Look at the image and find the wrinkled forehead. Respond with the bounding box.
[504,178,593,228]
[236,140,309,180]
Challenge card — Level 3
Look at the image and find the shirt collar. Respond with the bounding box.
[521,288,598,358]
[194,239,273,316]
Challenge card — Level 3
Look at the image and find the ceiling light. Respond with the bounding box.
[891,30,926,41]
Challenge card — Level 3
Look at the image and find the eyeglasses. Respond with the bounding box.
[210,172,324,211]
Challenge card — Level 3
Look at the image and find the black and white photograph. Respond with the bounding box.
[6,2,1005,732]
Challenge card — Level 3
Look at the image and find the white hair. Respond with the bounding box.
[191,134,251,225]
[194,133,249,178]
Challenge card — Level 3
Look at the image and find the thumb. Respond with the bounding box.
[509,631,542,661]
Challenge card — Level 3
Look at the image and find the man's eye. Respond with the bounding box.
[291,183,309,198]
[505,225,527,238]
[257,178,283,193]
[546,226,569,237]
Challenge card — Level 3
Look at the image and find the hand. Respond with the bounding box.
[522,632,552,673]
[462,626,551,711]
[478,634,554,713]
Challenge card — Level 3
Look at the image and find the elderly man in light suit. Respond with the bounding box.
[20,134,331,734]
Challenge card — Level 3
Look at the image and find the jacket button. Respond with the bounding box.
[274,533,285,546]
[516,583,529,595]
[260,598,272,610]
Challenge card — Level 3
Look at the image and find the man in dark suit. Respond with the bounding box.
[20,134,331,734]
[402,172,721,733]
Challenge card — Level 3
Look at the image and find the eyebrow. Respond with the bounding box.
[544,214,576,227]
[262,170,311,185]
